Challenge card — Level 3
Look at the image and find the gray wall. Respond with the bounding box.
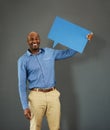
[0,0,110,130]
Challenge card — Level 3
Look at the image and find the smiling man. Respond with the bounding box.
[27,32,40,54]
[17,31,92,130]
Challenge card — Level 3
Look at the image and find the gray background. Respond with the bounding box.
[0,0,110,130]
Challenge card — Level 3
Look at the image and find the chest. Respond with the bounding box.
[26,54,54,72]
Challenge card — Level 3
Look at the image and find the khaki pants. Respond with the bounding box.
[28,89,61,130]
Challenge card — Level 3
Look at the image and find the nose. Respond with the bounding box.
[32,39,37,43]
[33,40,36,43]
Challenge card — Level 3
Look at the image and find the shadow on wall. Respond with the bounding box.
[55,33,106,130]
[74,33,106,63]
[55,57,80,130]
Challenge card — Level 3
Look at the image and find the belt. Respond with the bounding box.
[31,87,55,92]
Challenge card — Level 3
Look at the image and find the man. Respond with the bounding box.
[18,31,92,130]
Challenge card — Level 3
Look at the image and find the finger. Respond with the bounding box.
[27,113,32,120]
[25,114,31,120]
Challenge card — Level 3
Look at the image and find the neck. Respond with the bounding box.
[29,48,40,54]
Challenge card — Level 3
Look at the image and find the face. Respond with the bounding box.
[27,32,40,53]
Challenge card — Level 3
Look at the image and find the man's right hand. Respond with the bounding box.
[24,108,32,120]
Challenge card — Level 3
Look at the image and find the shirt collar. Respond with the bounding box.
[26,48,45,56]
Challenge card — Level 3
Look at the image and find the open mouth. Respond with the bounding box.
[32,43,38,47]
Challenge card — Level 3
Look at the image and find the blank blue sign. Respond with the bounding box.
[48,16,92,53]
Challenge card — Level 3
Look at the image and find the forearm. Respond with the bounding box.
[19,86,28,110]
[54,48,78,60]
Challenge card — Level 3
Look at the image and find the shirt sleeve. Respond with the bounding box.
[17,58,28,110]
[53,48,78,60]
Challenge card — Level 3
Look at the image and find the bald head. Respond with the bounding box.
[27,31,40,41]
[27,31,40,54]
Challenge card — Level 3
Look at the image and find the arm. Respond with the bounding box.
[52,33,93,59]
[18,58,28,109]
[53,48,78,60]
[18,58,31,120]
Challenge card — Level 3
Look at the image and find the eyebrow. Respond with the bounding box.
[29,37,39,40]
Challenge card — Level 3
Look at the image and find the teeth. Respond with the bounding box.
[33,44,37,47]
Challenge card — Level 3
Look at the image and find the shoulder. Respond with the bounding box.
[42,47,55,54]
[17,52,28,64]
[43,47,54,51]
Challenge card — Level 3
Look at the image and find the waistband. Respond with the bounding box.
[30,87,55,92]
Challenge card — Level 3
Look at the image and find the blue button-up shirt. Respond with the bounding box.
[18,47,77,109]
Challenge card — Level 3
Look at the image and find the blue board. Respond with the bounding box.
[48,16,92,53]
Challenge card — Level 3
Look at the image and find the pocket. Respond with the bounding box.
[28,91,36,101]
[54,89,61,97]
[28,91,32,101]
